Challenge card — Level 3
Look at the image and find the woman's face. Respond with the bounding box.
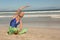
[19,12,24,18]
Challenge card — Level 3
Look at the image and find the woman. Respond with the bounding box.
[8,6,29,35]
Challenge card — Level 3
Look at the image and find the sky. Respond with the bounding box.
[0,0,60,10]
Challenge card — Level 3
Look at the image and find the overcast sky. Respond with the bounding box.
[0,0,60,10]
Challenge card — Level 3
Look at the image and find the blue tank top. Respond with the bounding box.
[10,18,20,27]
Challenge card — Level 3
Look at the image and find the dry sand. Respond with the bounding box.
[0,27,60,40]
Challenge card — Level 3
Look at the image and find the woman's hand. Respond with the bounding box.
[19,6,30,10]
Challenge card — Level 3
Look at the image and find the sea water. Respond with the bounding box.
[0,10,60,28]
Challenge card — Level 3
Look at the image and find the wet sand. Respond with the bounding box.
[0,27,60,40]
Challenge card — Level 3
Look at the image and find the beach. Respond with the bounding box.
[0,27,60,40]
[0,11,60,40]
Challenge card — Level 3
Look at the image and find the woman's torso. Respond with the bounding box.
[10,18,20,28]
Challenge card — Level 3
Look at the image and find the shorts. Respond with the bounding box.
[7,26,28,35]
[8,27,19,35]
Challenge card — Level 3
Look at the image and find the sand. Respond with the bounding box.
[0,27,60,40]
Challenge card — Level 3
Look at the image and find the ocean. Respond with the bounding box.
[0,10,60,28]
